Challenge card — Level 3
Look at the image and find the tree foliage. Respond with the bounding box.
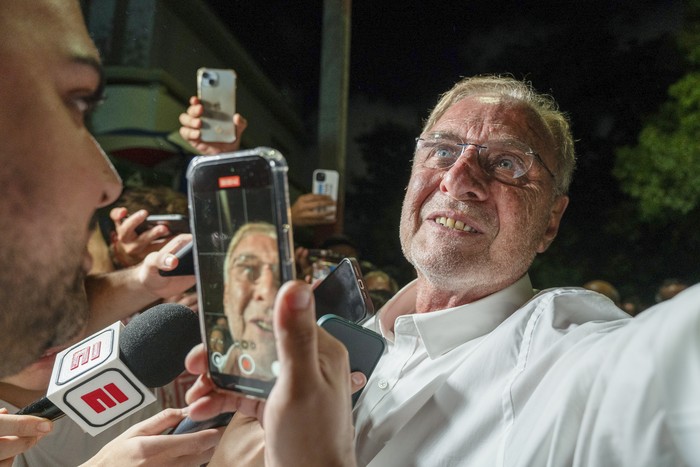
[614,72,700,221]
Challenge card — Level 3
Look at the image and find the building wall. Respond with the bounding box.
[82,0,313,194]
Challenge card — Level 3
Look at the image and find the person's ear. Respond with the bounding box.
[537,195,569,253]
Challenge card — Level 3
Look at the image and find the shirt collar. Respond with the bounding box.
[378,274,534,358]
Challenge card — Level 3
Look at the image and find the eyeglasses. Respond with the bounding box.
[229,254,280,285]
[415,133,556,184]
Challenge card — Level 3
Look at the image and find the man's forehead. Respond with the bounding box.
[431,95,552,148]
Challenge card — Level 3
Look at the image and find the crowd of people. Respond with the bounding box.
[1,1,699,466]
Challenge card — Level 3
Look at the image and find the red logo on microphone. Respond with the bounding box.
[80,383,129,413]
[70,342,102,370]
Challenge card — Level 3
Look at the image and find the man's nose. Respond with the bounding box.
[92,136,122,207]
[254,265,279,300]
[438,148,489,201]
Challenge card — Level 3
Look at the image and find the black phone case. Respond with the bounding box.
[313,257,374,322]
[317,314,385,406]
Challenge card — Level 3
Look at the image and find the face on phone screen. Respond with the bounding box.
[190,155,287,395]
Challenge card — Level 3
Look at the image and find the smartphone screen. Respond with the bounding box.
[313,257,374,322]
[188,149,294,398]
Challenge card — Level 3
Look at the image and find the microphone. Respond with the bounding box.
[16,303,200,436]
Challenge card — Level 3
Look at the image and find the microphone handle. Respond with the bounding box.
[15,397,66,421]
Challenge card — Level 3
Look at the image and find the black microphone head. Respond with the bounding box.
[119,303,201,387]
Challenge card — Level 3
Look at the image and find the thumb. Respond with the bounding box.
[274,281,318,384]
[128,408,187,436]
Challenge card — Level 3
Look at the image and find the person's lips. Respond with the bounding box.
[251,318,274,333]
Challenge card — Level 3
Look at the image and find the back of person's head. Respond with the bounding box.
[364,270,399,294]
[655,278,688,303]
[423,74,575,195]
[116,185,187,216]
[320,234,360,259]
[583,279,621,306]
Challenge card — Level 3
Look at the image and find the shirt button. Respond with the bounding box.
[378,379,388,390]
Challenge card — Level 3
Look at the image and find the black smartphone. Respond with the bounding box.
[313,257,374,323]
[187,148,295,399]
[317,314,385,406]
[158,241,194,276]
[135,214,189,235]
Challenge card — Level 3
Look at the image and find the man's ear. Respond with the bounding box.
[537,195,569,253]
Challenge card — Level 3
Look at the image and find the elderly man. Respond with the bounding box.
[219,222,280,380]
[185,74,700,466]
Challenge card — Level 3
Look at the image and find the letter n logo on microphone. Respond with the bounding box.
[81,383,129,413]
[63,369,146,427]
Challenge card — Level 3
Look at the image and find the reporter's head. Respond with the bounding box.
[0,0,122,376]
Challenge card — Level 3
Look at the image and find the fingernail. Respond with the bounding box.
[37,421,52,433]
[164,255,175,267]
[292,285,312,310]
[352,373,365,386]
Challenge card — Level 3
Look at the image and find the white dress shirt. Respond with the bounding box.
[353,274,647,466]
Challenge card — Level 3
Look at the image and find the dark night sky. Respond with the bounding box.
[203,0,683,118]
[203,0,685,182]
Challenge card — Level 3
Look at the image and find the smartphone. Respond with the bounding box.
[317,314,385,406]
[196,67,237,143]
[312,169,339,220]
[159,241,194,277]
[187,148,295,399]
[135,214,189,235]
[313,257,374,323]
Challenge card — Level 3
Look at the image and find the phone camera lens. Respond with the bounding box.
[316,172,326,182]
[202,71,218,87]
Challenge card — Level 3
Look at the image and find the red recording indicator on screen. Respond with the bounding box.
[218,175,241,189]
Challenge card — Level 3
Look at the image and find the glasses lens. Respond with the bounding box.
[416,137,462,169]
[480,142,534,180]
[232,256,280,284]
[233,258,263,283]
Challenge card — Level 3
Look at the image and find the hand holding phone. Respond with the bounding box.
[188,148,294,399]
[312,169,339,221]
[158,241,194,276]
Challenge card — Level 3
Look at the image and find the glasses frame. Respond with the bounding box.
[415,134,556,183]
[229,254,280,285]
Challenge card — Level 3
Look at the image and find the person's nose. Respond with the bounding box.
[91,136,123,207]
[253,265,278,301]
[439,147,489,201]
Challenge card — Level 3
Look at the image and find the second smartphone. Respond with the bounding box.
[187,148,295,399]
[313,257,374,323]
[197,67,237,143]
[312,169,339,221]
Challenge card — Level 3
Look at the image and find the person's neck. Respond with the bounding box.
[0,383,46,408]
[413,275,507,313]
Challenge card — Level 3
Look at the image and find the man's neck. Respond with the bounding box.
[0,383,46,409]
[412,274,515,313]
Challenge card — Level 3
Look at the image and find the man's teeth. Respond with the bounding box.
[256,320,273,332]
[436,216,477,233]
